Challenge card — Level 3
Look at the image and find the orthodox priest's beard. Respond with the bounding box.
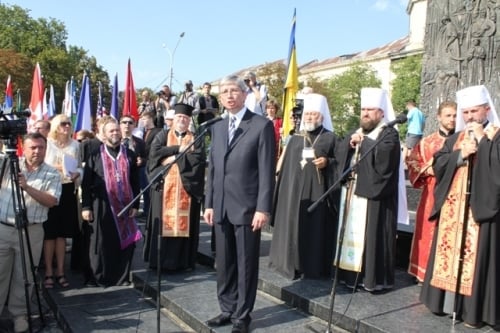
[360,117,379,133]
[304,121,321,132]
[106,135,121,147]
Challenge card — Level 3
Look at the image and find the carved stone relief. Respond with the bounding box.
[420,0,500,133]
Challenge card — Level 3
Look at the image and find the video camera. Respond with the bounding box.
[0,106,30,140]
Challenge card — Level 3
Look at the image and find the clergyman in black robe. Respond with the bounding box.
[143,103,205,271]
[335,88,401,292]
[269,93,339,280]
[420,85,500,329]
[81,120,141,287]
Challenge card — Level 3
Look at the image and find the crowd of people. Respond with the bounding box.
[1,77,499,332]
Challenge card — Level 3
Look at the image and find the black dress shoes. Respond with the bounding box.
[231,321,249,333]
[206,313,232,327]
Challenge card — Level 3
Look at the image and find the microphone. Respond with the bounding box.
[199,116,224,127]
[385,113,407,127]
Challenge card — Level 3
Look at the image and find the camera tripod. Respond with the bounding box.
[1,136,45,333]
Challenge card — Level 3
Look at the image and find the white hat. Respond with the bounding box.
[299,93,334,132]
[456,85,499,131]
[360,87,408,225]
[360,87,396,124]
[165,109,175,120]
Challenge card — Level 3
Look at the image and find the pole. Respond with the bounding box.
[165,32,185,89]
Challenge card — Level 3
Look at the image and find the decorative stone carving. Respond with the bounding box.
[420,0,500,133]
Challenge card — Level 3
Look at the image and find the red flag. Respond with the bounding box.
[122,59,138,120]
[28,63,44,127]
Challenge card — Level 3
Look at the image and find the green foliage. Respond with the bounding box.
[0,3,111,119]
[324,63,381,137]
[258,62,288,115]
[390,55,422,113]
[390,55,422,139]
[0,49,33,107]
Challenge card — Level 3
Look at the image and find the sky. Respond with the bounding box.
[13,0,410,92]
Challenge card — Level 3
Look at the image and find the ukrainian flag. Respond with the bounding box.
[281,9,299,138]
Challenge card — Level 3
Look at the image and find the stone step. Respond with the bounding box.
[130,223,480,333]
[131,265,345,333]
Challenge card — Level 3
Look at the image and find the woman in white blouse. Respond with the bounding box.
[42,115,82,288]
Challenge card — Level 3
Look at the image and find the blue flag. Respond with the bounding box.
[74,73,92,133]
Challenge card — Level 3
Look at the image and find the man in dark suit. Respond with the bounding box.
[204,75,276,333]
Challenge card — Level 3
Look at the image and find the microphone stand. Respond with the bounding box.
[117,125,209,333]
[307,128,393,333]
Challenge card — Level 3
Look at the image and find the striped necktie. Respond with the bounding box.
[228,116,237,144]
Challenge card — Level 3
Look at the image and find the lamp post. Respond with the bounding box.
[163,32,185,90]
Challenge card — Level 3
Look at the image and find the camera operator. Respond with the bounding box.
[243,71,268,116]
[0,133,61,333]
[155,85,177,129]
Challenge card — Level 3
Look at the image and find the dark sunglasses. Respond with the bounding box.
[121,121,134,125]
[60,121,72,126]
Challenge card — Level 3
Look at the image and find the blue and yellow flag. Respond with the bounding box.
[281,9,299,138]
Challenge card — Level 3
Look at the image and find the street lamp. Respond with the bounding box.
[163,32,185,90]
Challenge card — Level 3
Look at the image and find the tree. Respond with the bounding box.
[0,4,112,118]
[301,75,329,98]
[0,5,67,59]
[257,61,287,115]
[0,49,33,108]
[390,55,422,139]
[325,63,381,137]
[390,55,422,113]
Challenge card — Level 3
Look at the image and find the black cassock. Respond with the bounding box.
[335,126,400,291]
[81,145,140,286]
[421,130,500,327]
[143,129,205,271]
[269,126,339,279]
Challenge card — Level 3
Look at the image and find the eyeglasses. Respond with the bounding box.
[220,88,243,96]
[121,121,134,125]
[34,127,46,131]
[60,122,72,127]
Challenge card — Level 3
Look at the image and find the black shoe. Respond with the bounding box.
[231,321,249,333]
[206,313,232,327]
[84,279,98,287]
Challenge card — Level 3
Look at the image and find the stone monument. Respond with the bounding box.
[420,0,500,132]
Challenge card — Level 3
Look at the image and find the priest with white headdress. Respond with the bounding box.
[269,93,339,280]
[335,87,406,292]
[421,85,500,329]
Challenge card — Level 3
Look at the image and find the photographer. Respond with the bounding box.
[243,71,268,116]
[155,85,177,129]
[0,133,61,333]
[138,90,156,118]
